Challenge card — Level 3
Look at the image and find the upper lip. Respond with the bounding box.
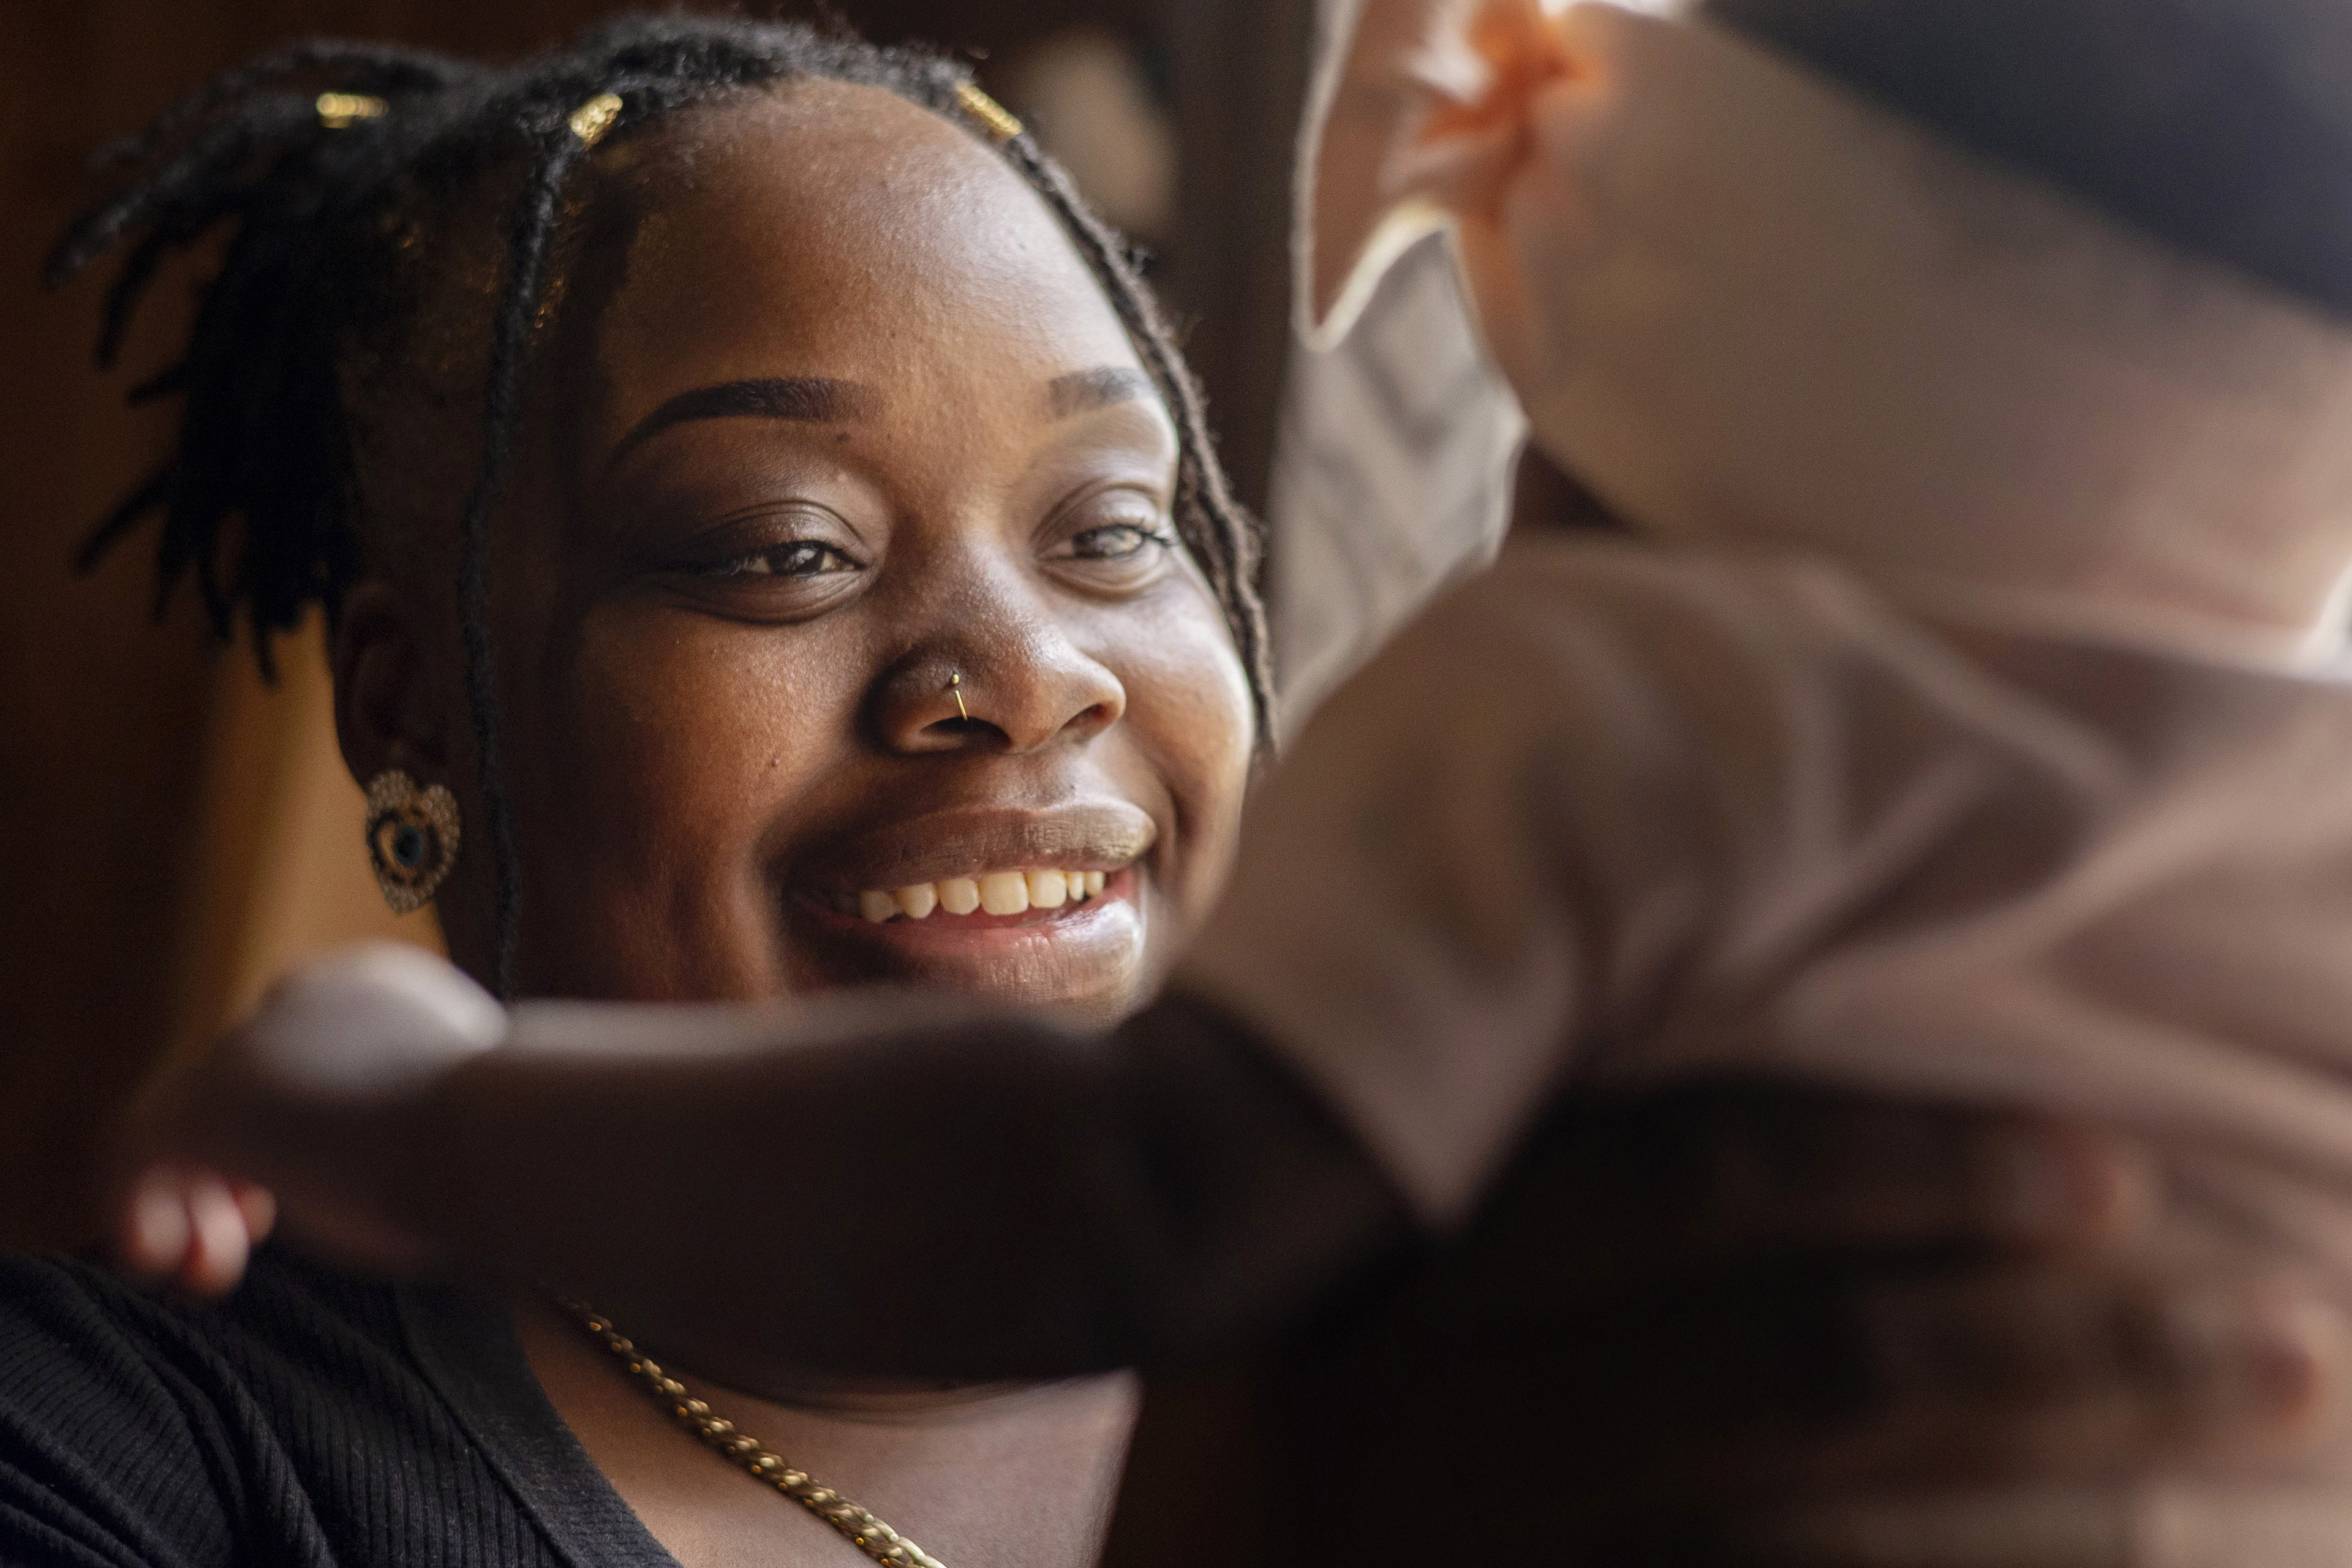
[794,801,1158,894]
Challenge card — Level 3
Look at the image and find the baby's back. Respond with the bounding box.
[1196,537,2352,1226]
[1626,561,2352,1294]
[1186,535,2352,1559]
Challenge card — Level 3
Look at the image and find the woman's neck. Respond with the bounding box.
[513,1290,1058,1418]
[509,1291,1137,1568]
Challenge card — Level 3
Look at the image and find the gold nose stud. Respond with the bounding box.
[949,673,970,722]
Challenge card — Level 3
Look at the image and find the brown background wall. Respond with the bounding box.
[0,0,1304,1248]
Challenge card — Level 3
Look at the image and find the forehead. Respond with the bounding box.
[587,80,1144,428]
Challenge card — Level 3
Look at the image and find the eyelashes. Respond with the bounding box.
[1039,507,1180,595]
[1059,522,1177,561]
[699,539,863,579]
[651,486,1180,620]
[685,523,1170,586]
[654,523,870,624]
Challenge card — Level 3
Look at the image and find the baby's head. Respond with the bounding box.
[1330,0,2352,647]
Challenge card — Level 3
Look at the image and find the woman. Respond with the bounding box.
[3,17,2325,1568]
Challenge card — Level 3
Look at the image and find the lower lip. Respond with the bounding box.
[791,870,1148,1006]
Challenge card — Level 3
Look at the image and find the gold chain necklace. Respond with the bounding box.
[569,1304,948,1568]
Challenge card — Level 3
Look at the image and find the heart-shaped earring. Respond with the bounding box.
[364,770,461,914]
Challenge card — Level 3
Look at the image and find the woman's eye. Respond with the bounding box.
[651,523,870,623]
[1063,522,1174,562]
[703,540,861,579]
[1041,508,1178,595]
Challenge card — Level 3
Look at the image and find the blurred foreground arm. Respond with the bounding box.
[116,944,1410,1378]
[116,949,2352,1551]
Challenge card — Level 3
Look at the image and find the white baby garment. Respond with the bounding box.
[1180,533,2352,1566]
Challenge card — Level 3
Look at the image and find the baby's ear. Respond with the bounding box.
[1305,0,1605,349]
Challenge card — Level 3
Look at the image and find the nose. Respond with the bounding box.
[872,614,1126,757]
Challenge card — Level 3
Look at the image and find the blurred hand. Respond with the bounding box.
[108,943,505,1295]
[1106,1085,2352,1566]
[113,1166,279,1297]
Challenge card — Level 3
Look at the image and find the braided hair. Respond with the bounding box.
[48,16,1274,999]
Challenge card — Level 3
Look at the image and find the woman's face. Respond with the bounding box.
[343,81,1255,1023]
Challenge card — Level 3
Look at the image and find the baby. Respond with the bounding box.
[126,0,2352,1558]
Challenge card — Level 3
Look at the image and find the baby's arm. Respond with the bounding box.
[119,947,1411,1379]
[465,986,1408,1377]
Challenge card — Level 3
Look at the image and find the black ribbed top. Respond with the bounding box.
[1705,0,2352,320]
[0,1248,674,1568]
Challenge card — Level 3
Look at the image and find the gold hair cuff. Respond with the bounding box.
[568,92,624,148]
[316,92,387,129]
[954,81,1023,143]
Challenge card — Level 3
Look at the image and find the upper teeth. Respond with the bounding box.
[859,869,1110,922]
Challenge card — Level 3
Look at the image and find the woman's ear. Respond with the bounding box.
[333,580,449,790]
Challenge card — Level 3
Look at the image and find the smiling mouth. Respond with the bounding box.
[823,866,1123,927]
[794,832,1152,1012]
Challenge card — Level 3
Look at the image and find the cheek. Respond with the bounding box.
[522,604,859,997]
[1112,595,1256,922]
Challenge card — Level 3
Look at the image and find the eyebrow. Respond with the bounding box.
[609,377,880,469]
[1047,366,1158,420]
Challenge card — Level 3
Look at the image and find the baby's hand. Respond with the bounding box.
[108,943,507,1295]
[115,1164,279,1298]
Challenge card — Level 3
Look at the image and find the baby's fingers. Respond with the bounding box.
[180,1172,256,1298]
[117,1164,194,1280]
[113,1164,268,1298]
